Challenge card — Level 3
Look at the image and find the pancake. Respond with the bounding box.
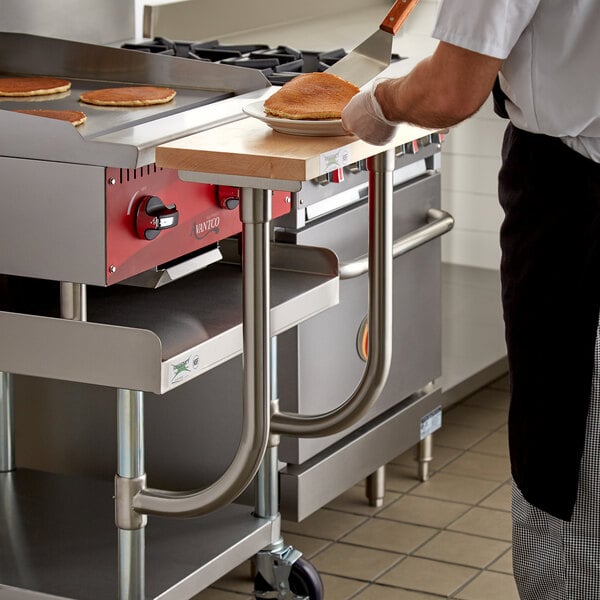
[13,109,87,126]
[264,72,360,120]
[0,76,71,97]
[79,86,176,107]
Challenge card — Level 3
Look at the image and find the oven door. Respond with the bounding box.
[275,170,442,464]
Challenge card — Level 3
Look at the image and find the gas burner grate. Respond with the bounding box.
[122,37,404,84]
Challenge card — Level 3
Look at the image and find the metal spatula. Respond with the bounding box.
[326,0,421,87]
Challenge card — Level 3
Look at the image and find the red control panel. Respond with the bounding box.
[105,165,291,285]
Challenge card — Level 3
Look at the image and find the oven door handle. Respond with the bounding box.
[339,208,454,280]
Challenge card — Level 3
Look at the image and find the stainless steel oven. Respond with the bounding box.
[274,142,446,518]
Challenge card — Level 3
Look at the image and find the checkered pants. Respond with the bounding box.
[512,322,600,599]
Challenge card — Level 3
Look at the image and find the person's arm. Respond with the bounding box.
[377,42,503,127]
[341,41,504,144]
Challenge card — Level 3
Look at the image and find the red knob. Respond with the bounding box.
[216,185,240,210]
[330,167,345,183]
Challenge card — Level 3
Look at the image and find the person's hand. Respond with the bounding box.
[341,80,398,145]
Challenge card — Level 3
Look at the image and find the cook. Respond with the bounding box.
[342,1,600,598]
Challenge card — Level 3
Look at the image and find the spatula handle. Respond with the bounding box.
[380,0,421,35]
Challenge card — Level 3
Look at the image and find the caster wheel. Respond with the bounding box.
[288,556,324,599]
[254,555,324,599]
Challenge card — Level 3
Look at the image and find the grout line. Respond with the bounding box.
[209,380,515,598]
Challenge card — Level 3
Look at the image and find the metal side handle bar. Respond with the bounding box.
[271,149,396,438]
[271,160,454,438]
[339,208,454,280]
[127,188,272,519]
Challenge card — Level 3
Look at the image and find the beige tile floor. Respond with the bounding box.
[196,374,517,599]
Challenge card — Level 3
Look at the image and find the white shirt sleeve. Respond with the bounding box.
[432,0,542,59]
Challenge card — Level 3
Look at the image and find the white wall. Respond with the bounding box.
[0,0,135,44]
[156,0,390,41]
[396,0,505,271]
[441,99,506,270]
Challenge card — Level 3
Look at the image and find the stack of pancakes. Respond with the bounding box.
[264,72,359,120]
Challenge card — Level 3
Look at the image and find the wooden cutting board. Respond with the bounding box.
[156,117,429,183]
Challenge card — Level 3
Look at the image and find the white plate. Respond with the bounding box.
[242,101,349,137]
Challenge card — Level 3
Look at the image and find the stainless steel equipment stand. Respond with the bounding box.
[0,173,336,599]
[0,140,450,597]
[44,274,276,598]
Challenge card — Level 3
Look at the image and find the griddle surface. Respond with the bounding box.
[0,77,231,138]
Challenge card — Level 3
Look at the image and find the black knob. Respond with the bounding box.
[135,195,179,240]
[222,196,240,210]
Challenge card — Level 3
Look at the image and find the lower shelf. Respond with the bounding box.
[0,242,339,394]
[0,469,276,599]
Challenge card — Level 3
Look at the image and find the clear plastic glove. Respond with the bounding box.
[341,80,398,145]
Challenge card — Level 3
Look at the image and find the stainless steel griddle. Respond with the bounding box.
[0,32,271,167]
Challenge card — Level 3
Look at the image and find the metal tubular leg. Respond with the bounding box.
[255,336,280,525]
[365,466,385,507]
[59,282,87,321]
[271,148,394,437]
[118,389,144,480]
[0,372,14,472]
[117,389,146,600]
[130,187,271,518]
[255,445,280,526]
[418,434,434,482]
[240,187,271,462]
[254,336,284,579]
[118,528,145,600]
[254,328,307,598]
